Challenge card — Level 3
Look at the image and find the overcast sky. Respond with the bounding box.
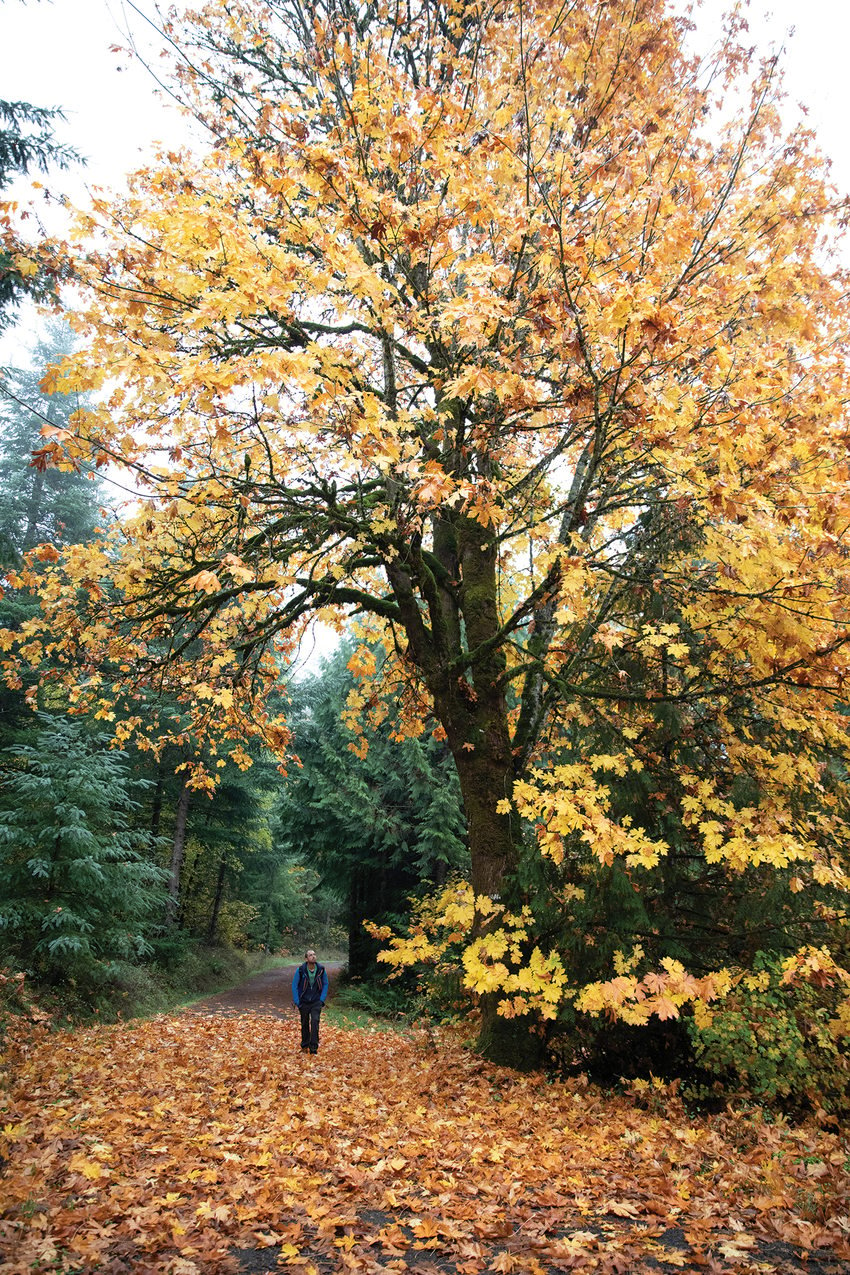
[1,0,849,353]
[2,0,189,197]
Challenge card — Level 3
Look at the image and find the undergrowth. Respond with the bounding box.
[0,943,291,1032]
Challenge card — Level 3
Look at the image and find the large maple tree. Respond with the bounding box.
[7,0,850,1059]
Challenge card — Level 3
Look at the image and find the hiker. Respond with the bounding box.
[292,948,328,1054]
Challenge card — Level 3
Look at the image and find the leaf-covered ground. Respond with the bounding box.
[2,993,850,1274]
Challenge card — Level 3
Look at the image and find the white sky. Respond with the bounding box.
[1,0,190,200]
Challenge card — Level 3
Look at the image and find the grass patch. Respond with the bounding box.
[1,946,300,1031]
[329,977,412,1032]
[166,952,298,1013]
[107,945,311,1021]
[323,1000,404,1032]
[128,945,351,1020]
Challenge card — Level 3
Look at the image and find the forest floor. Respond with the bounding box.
[1,967,850,1275]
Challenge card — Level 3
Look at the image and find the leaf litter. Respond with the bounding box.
[1,1007,849,1273]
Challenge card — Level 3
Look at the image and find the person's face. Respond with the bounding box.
[306,949,317,966]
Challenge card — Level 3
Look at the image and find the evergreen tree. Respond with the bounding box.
[178,767,272,942]
[0,322,107,743]
[0,320,106,566]
[240,852,343,953]
[0,88,77,323]
[0,98,76,183]
[0,715,167,987]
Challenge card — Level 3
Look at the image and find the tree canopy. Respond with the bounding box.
[5,0,850,1060]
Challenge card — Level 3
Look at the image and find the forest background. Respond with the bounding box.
[1,0,850,1125]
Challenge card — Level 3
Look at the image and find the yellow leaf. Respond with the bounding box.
[12,255,39,277]
[68,1154,105,1180]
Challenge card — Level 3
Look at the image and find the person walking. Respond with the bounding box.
[292,948,328,1054]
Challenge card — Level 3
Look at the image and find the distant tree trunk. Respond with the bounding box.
[207,857,227,943]
[264,878,274,949]
[21,466,45,553]
[347,868,372,978]
[21,400,57,552]
[166,781,191,927]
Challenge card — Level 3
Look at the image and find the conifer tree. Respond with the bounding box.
[0,322,106,742]
[0,321,105,566]
[0,92,76,323]
[0,715,167,988]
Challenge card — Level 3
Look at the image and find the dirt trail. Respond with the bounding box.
[191,960,344,1020]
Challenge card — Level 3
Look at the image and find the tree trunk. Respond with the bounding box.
[451,740,545,1070]
[453,741,515,897]
[439,677,545,1070]
[166,781,191,928]
[207,856,227,943]
[476,995,546,1070]
[21,467,45,553]
[21,400,58,553]
[391,505,547,1066]
[347,868,373,978]
[438,525,520,900]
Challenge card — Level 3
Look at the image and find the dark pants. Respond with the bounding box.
[299,1001,322,1053]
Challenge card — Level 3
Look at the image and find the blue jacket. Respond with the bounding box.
[292,962,328,1007]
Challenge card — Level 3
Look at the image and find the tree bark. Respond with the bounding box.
[21,400,59,553]
[166,781,191,928]
[391,509,550,1068]
[449,720,545,1069]
[21,467,45,554]
[207,856,227,943]
[432,570,546,1070]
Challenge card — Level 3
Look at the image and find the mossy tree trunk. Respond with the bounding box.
[390,509,548,1069]
[167,781,191,928]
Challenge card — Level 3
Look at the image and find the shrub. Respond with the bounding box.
[335,976,412,1019]
[686,949,850,1116]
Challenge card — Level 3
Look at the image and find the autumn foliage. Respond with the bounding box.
[2,1005,850,1273]
[4,0,850,1060]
